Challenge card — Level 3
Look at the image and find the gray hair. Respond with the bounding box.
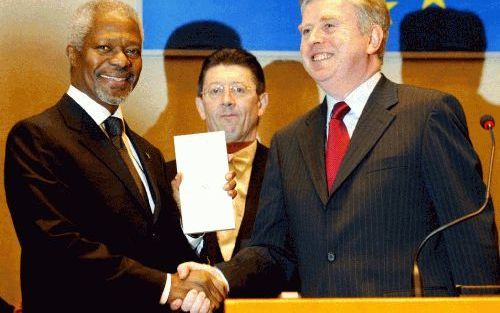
[300,0,391,60]
[68,0,143,51]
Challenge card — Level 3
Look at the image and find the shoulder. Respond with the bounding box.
[374,77,464,124]
[377,76,460,113]
[397,83,459,107]
[391,81,468,133]
[8,101,62,145]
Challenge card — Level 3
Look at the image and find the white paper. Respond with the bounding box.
[174,131,235,234]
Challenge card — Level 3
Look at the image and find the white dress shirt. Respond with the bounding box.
[326,72,382,138]
[67,85,156,211]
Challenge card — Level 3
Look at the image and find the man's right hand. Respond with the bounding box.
[169,267,227,312]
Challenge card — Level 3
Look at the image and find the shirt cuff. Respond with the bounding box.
[159,273,171,305]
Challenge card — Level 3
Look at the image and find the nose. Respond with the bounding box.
[109,50,131,68]
[221,87,236,106]
[308,26,323,44]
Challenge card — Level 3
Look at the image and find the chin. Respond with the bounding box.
[224,133,239,142]
[96,88,130,106]
[310,67,337,83]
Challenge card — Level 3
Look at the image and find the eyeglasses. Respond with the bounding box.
[202,83,255,100]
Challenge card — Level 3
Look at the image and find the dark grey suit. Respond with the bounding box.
[5,95,199,313]
[218,76,500,297]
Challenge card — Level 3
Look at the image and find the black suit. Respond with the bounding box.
[218,76,500,297]
[0,297,14,313]
[165,142,268,264]
[4,95,199,313]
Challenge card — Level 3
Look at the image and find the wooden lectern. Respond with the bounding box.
[225,297,500,313]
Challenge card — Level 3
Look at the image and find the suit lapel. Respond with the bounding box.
[127,129,161,220]
[233,142,268,257]
[57,96,152,217]
[297,100,330,206]
[329,76,398,196]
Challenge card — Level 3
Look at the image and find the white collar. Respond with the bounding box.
[67,85,124,125]
[326,72,382,119]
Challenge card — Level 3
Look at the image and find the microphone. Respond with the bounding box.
[411,115,496,297]
[480,115,495,130]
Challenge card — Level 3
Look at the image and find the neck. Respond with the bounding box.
[70,81,119,114]
[324,62,381,100]
[227,141,254,154]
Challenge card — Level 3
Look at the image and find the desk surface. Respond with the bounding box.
[225,297,500,313]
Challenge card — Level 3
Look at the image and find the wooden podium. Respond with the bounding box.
[225,297,500,313]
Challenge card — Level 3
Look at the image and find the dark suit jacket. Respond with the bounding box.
[0,296,14,313]
[4,95,199,313]
[165,142,268,264]
[218,76,500,297]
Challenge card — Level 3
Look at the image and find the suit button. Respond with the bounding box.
[327,252,336,262]
[152,232,157,238]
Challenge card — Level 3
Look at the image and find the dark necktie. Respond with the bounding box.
[326,101,350,192]
[104,116,148,202]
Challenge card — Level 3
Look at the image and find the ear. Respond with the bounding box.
[66,45,79,67]
[366,25,383,55]
[195,97,207,120]
[257,92,269,117]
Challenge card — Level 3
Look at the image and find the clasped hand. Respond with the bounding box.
[169,262,228,313]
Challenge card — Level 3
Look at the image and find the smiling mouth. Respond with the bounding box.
[312,53,333,61]
[99,74,131,82]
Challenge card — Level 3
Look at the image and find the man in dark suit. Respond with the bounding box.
[167,49,269,265]
[177,0,499,304]
[4,1,227,313]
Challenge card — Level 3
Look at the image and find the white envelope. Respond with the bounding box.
[174,131,235,234]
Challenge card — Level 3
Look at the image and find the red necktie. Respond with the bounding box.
[326,101,350,192]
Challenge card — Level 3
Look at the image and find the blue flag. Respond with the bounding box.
[143,0,499,52]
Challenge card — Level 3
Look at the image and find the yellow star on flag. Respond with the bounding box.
[386,1,398,11]
[422,0,446,9]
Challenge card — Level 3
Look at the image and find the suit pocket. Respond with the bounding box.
[364,156,408,174]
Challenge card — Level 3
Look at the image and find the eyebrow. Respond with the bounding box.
[298,15,340,30]
[206,81,248,86]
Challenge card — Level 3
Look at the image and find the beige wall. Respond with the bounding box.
[1,0,499,305]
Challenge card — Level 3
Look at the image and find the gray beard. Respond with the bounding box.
[95,85,132,106]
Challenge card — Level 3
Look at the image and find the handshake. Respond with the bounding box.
[168,262,228,313]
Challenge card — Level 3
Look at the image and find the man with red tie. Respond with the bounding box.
[176,0,499,307]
